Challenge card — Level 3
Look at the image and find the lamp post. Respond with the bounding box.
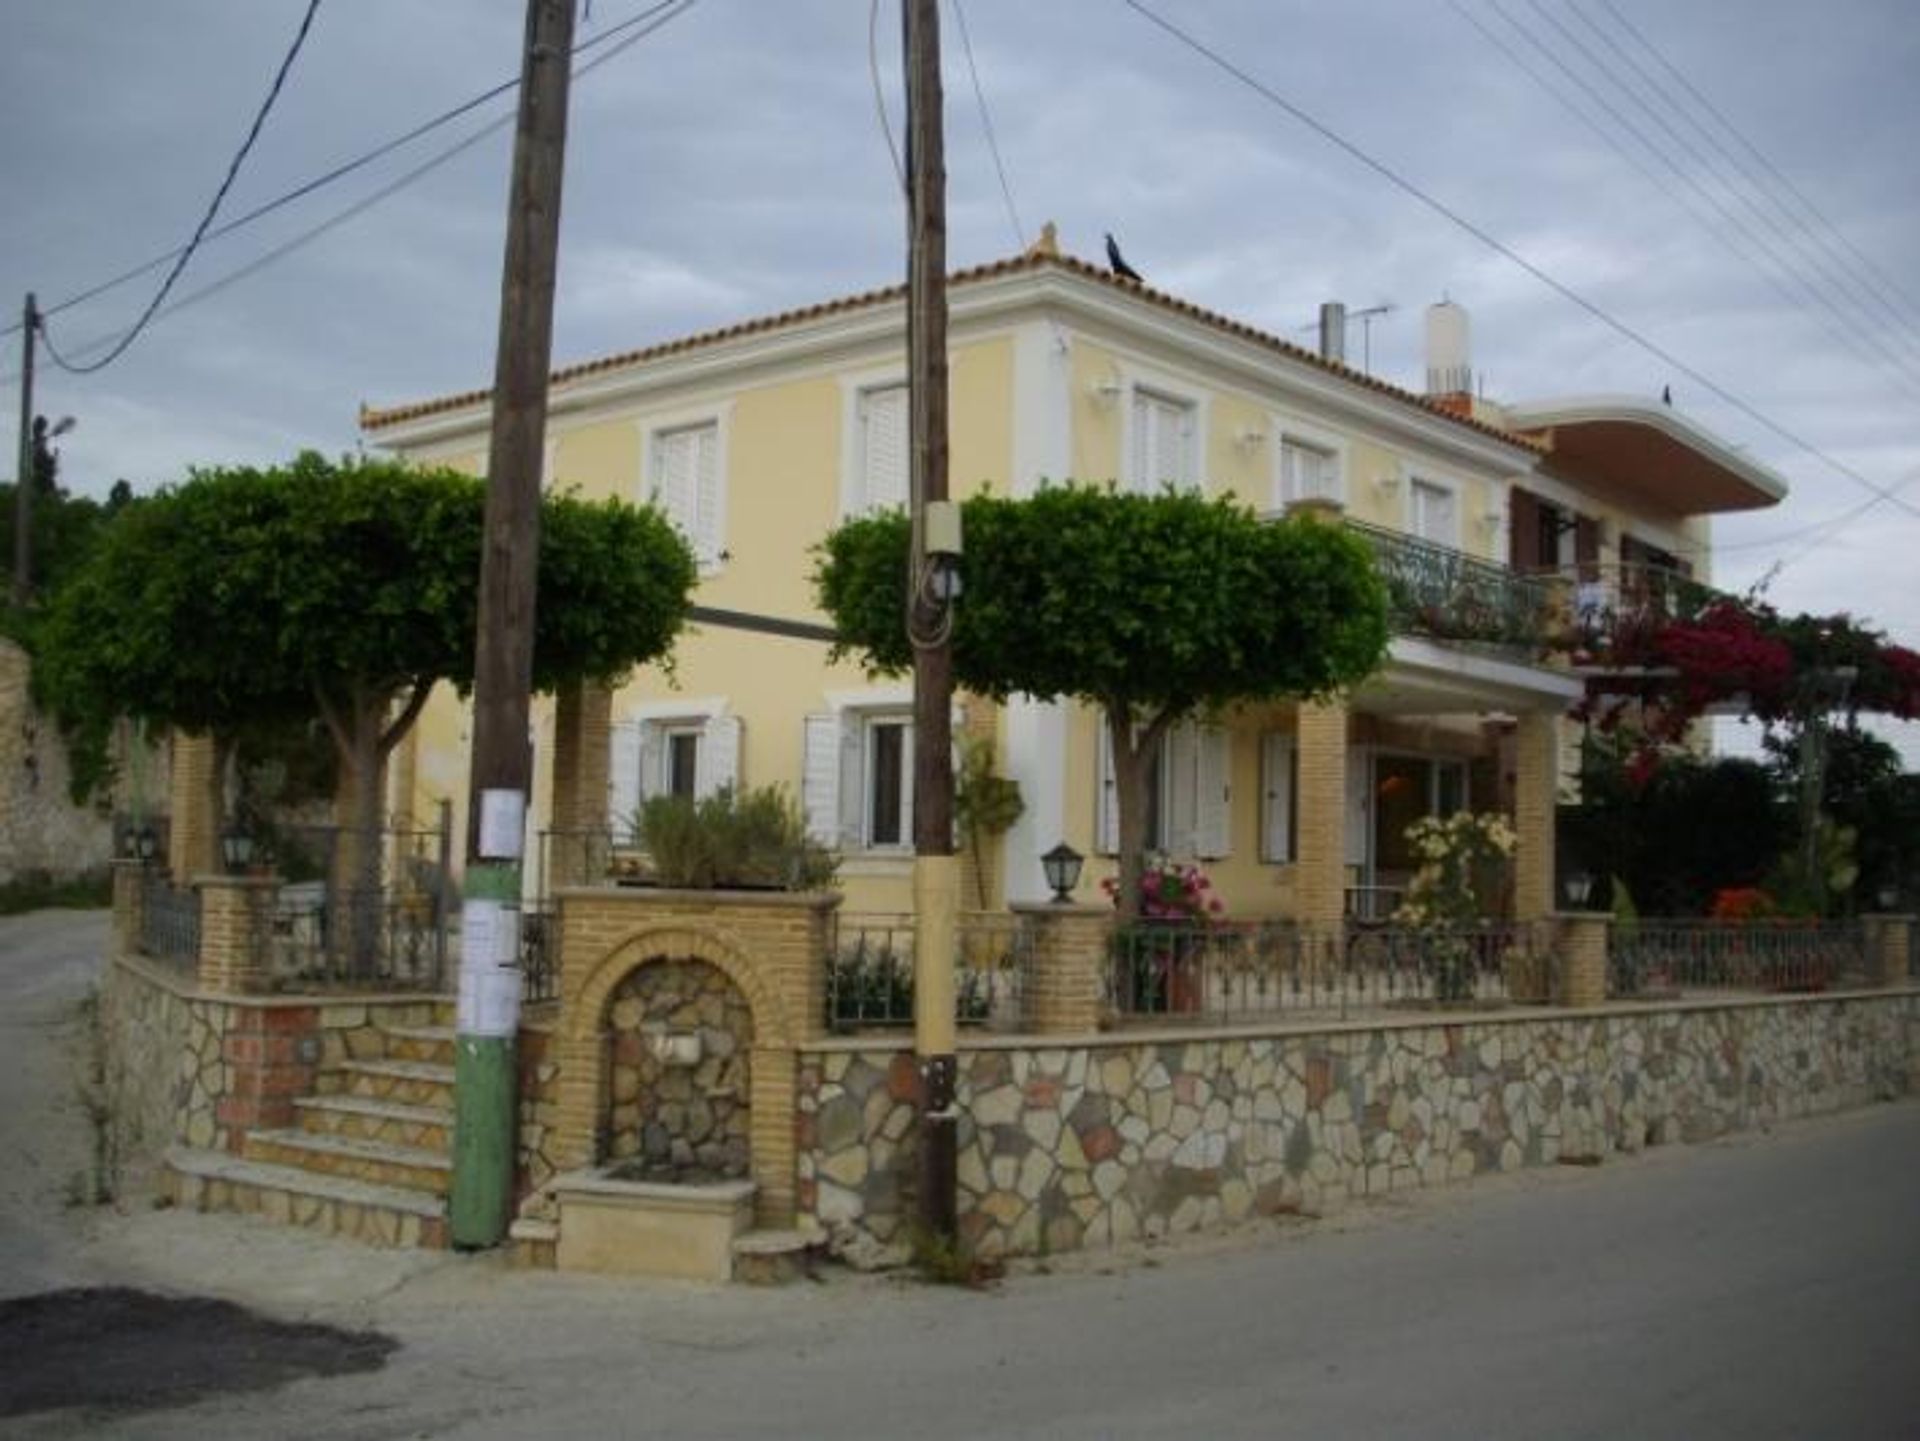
[1562,870,1593,911]
[1041,843,1084,904]
[221,824,255,875]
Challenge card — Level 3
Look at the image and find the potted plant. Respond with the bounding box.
[1104,859,1224,1014]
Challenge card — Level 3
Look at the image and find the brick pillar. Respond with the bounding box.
[1512,711,1557,922]
[1556,911,1610,1007]
[1014,903,1113,1033]
[1865,915,1913,989]
[168,732,220,885]
[1295,701,1350,925]
[111,859,147,955]
[195,874,277,995]
[217,1003,320,1152]
[549,681,613,886]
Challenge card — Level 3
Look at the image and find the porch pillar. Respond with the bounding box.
[549,681,613,886]
[1294,701,1350,926]
[1014,902,1113,1033]
[167,732,220,885]
[1512,711,1557,922]
[195,874,278,995]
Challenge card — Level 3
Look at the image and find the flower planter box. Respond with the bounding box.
[551,1171,757,1282]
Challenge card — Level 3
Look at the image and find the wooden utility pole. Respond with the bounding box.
[904,0,959,1244]
[450,0,576,1251]
[11,294,37,606]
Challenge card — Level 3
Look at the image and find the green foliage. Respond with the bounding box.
[953,736,1022,907]
[817,485,1390,713]
[634,784,837,890]
[0,867,112,915]
[1765,724,1920,910]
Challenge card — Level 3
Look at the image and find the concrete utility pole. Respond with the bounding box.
[904,0,959,1244]
[11,293,37,606]
[451,0,576,1251]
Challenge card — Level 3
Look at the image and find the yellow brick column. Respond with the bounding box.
[749,1047,797,1226]
[1865,915,1913,989]
[195,875,277,994]
[1555,912,1610,1007]
[110,859,147,955]
[167,733,220,885]
[549,681,614,886]
[1295,701,1350,926]
[1512,711,1558,922]
[1013,903,1113,1033]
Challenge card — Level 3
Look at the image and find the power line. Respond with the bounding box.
[8,0,690,343]
[1114,0,1920,536]
[950,0,1026,252]
[11,1,701,378]
[40,0,324,375]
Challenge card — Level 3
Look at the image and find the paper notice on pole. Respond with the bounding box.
[457,898,522,1035]
[478,788,526,860]
[470,966,521,1037]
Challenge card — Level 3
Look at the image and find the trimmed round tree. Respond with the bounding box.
[816,484,1390,918]
[37,452,695,960]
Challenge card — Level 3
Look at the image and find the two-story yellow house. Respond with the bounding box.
[360,234,1786,924]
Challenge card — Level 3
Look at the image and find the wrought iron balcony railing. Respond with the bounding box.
[1347,521,1558,654]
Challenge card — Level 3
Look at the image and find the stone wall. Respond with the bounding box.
[605,959,754,1180]
[797,992,1920,1263]
[0,637,118,885]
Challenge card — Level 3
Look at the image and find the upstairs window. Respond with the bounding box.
[1279,437,1340,505]
[649,420,722,567]
[854,383,909,515]
[1408,477,1457,546]
[1128,388,1196,493]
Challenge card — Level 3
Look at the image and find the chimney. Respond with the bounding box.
[1424,300,1472,398]
[1317,301,1346,365]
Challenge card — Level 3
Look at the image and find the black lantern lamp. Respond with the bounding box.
[220,824,255,874]
[1562,870,1594,911]
[1878,882,1901,912]
[1041,843,1084,904]
[134,826,159,864]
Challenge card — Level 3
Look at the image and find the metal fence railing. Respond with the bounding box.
[266,886,451,992]
[1349,520,1558,654]
[1608,920,1869,999]
[1106,919,1555,1023]
[826,912,1033,1032]
[519,903,559,1005]
[137,869,200,972]
[533,828,616,898]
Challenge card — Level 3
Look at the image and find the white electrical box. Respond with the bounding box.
[924,500,963,559]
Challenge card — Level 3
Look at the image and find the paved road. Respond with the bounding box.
[5,911,1919,1438]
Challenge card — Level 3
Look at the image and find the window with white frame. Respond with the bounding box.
[1278,436,1340,506]
[648,419,722,566]
[1095,721,1231,859]
[853,382,909,515]
[800,706,917,853]
[1128,388,1196,494]
[1408,477,1457,546]
[608,711,742,840]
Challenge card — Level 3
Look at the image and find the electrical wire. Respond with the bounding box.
[6,0,691,342]
[1113,0,1920,536]
[951,0,1026,252]
[12,1,701,378]
[870,0,906,194]
[40,0,324,375]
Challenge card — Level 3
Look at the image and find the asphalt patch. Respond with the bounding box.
[0,1286,397,1418]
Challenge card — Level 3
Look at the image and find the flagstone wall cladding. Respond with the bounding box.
[605,959,754,1179]
[797,994,1920,1263]
[517,1014,562,1195]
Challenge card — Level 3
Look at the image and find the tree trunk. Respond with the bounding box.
[1107,706,1176,925]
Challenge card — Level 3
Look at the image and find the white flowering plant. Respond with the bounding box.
[1392,811,1518,1001]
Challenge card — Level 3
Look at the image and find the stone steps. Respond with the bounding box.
[294,1093,452,1152]
[319,1058,457,1109]
[380,1025,456,1066]
[243,1128,452,1196]
[166,1146,447,1250]
[731,1228,818,1285]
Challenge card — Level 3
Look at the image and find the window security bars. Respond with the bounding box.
[826,912,1033,1031]
[1106,919,1554,1023]
[1608,920,1869,999]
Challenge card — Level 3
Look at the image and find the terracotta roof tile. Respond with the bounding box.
[358,250,1542,455]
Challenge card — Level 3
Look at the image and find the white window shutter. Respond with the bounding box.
[1345,745,1371,869]
[609,719,642,842]
[1163,724,1198,856]
[1127,394,1150,494]
[1194,724,1232,860]
[697,714,741,799]
[1095,722,1118,855]
[861,385,909,513]
[1261,733,1294,863]
[654,431,693,531]
[691,426,721,563]
[802,713,842,846]
[634,721,664,807]
[1279,439,1302,504]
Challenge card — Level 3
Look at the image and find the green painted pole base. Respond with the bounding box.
[451,1034,516,1248]
[450,859,522,1250]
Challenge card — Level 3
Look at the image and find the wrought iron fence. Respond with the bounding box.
[1106,919,1554,1023]
[1349,521,1557,653]
[1538,561,1722,665]
[267,886,450,991]
[137,869,200,971]
[533,828,616,897]
[826,912,1032,1031]
[520,904,559,1004]
[1608,919,1869,999]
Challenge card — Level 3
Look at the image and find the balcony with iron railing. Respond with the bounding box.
[1346,520,1559,656]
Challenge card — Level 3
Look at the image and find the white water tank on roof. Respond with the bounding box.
[1425,300,1472,396]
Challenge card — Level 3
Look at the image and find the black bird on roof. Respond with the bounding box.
[1662,384,1672,406]
[1104,232,1143,283]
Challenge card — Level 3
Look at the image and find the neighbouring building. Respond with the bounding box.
[359,229,1786,924]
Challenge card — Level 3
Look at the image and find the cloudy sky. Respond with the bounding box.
[6,0,1918,751]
